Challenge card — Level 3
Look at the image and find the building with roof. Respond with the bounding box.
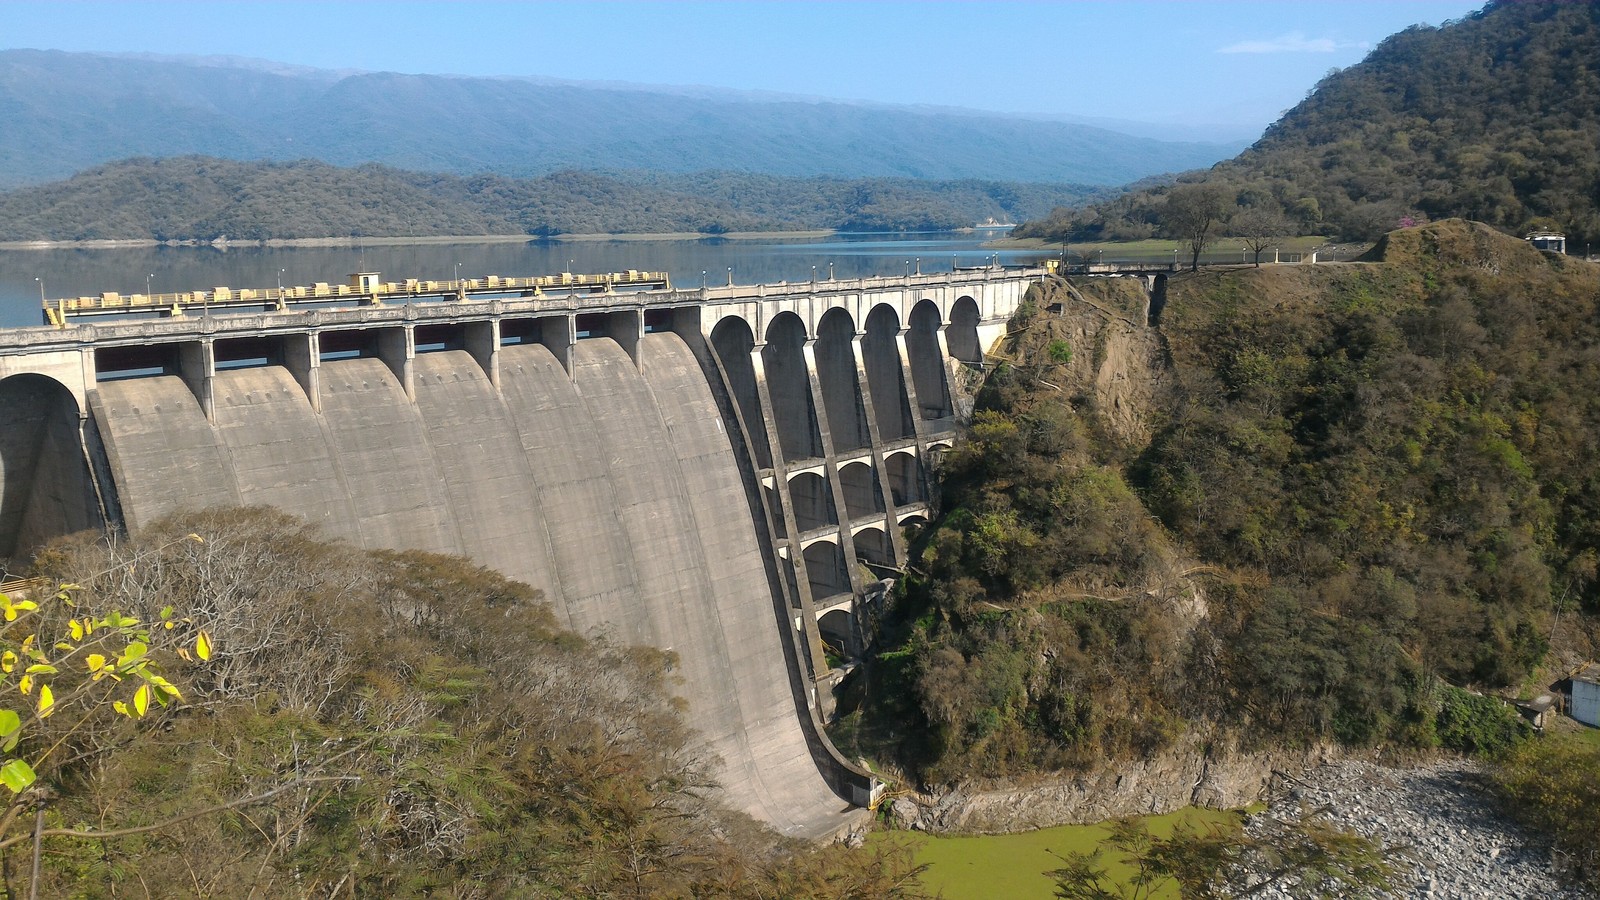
[1572,663,1600,728]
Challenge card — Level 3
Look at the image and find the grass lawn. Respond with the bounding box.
[871,806,1240,900]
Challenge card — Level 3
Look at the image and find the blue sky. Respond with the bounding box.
[1,1,1486,137]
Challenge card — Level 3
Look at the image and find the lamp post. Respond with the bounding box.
[454,262,462,284]
[701,270,707,289]
[277,268,285,296]
[828,261,834,281]
[1172,248,1178,269]
[812,265,817,285]
[34,277,43,304]
[146,273,153,299]
[914,257,921,275]
[727,267,733,287]
[567,259,574,276]
[904,260,910,277]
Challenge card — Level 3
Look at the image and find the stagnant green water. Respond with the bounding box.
[872,807,1238,899]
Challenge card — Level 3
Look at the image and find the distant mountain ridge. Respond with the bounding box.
[0,49,1241,190]
[0,156,1104,241]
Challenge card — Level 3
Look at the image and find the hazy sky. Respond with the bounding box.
[2,1,1486,136]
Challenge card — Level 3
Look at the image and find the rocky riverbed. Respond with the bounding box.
[1250,758,1593,899]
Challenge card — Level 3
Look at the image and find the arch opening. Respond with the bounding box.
[838,461,883,522]
[762,313,824,462]
[814,308,869,452]
[862,305,913,441]
[803,540,851,603]
[948,296,982,366]
[886,454,925,507]
[907,300,951,421]
[788,471,836,533]
[817,608,854,663]
[0,374,100,568]
[853,527,893,569]
[710,316,772,469]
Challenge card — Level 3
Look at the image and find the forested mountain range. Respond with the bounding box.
[0,156,1102,241]
[1015,1,1600,247]
[0,49,1239,190]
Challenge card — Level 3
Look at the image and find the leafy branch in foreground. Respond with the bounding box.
[0,535,212,801]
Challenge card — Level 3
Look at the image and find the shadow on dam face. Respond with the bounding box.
[0,373,101,569]
[79,330,856,838]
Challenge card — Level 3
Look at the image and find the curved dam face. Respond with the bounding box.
[88,332,847,837]
[1,271,1034,838]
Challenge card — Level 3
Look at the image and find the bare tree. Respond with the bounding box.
[1164,184,1231,271]
[1232,207,1294,266]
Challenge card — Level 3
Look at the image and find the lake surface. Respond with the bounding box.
[0,230,1049,329]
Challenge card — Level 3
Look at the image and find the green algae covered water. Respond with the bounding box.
[872,806,1238,900]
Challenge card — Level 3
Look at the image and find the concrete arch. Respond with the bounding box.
[948,296,982,366]
[882,446,919,463]
[862,304,914,441]
[762,312,824,462]
[898,513,929,529]
[814,307,869,452]
[817,608,853,660]
[906,299,951,421]
[0,374,100,566]
[788,470,836,533]
[837,460,883,521]
[803,540,851,602]
[710,316,772,469]
[852,526,893,568]
[885,453,925,506]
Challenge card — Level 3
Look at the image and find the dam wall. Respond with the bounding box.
[0,269,1035,836]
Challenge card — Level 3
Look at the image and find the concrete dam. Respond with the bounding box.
[0,268,1032,837]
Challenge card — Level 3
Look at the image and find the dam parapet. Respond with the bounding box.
[0,267,1039,836]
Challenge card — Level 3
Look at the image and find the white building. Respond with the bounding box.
[1572,664,1600,727]
[1526,231,1567,254]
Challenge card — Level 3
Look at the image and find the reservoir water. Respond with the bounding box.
[0,230,1047,329]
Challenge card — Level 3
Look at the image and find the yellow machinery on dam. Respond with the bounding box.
[43,269,672,326]
[2,265,1038,838]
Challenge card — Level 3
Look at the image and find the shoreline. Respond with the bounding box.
[0,229,842,252]
[0,225,1017,252]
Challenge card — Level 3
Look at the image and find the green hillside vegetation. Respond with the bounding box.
[834,222,1600,789]
[1014,1,1600,248]
[0,49,1241,190]
[0,156,1103,241]
[5,508,932,899]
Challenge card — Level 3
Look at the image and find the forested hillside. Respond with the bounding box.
[0,156,1101,241]
[836,222,1600,787]
[1014,1,1600,247]
[0,49,1239,189]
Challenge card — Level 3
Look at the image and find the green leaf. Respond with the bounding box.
[0,709,21,753]
[0,759,35,793]
[119,642,149,666]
